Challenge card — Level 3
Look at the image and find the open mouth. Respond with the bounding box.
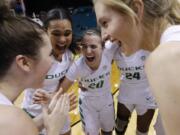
[56,44,66,51]
[86,56,95,62]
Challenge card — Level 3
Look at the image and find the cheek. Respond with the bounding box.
[66,36,72,46]
[39,60,52,85]
[82,50,87,56]
[41,57,53,75]
[95,49,102,56]
[50,37,56,45]
[109,24,121,40]
[51,44,57,51]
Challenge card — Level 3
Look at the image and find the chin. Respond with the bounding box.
[87,61,96,67]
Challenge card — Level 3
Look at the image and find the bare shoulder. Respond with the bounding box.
[145,41,180,95]
[146,41,180,72]
[145,41,180,135]
[0,105,38,135]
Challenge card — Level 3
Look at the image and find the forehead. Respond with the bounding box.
[94,1,110,20]
[82,34,102,45]
[48,19,72,31]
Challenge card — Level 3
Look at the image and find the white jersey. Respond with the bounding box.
[114,48,156,106]
[22,50,73,116]
[0,92,13,106]
[66,45,118,97]
[160,25,180,44]
[66,44,118,135]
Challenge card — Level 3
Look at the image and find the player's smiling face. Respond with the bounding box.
[81,34,103,70]
[47,19,72,58]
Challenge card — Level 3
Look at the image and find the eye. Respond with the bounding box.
[81,44,88,50]
[102,21,108,28]
[81,44,98,50]
[51,32,61,37]
[99,18,108,28]
[90,45,97,49]
[64,30,72,37]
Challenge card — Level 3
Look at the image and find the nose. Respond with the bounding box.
[58,36,66,44]
[86,46,92,54]
[101,31,110,42]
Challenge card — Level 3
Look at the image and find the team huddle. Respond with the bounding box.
[0,0,180,135]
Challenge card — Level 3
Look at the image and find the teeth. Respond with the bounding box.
[56,44,66,47]
[57,45,65,47]
[86,56,95,62]
[86,56,94,58]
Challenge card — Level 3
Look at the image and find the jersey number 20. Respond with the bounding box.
[88,80,104,89]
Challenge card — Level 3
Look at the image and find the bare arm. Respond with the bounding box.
[0,105,39,135]
[59,77,74,93]
[145,42,180,135]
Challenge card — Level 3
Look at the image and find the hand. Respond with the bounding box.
[68,91,77,111]
[48,88,77,112]
[42,91,70,135]
[33,89,53,104]
[33,88,77,111]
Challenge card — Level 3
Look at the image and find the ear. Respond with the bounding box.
[15,55,32,72]
[131,0,144,21]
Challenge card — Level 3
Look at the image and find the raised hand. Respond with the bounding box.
[33,88,77,112]
[33,89,55,104]
[42,91,70,135]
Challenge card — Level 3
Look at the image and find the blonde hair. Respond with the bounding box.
[93,0,180,24]
[93,0,180,50]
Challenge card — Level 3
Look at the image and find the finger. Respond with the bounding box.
[48,96,58,112]
[69,96,77,105]
[54,94,69,114]
[70,98,78,107]
[33,100,42,104]
[69,93,77,103]
[68,93,77,106]
[69,97,77,111]
[42,104,49,118]
[48,89,63,111]
[64,94,70,113]
[34,92,44,98]
[56,87,63,98]
[69,103,77,111]
[32,96,43,100]
[56,94,69,114]
[36,88,46,94]
[33,100,49,105]
[68,91,77,100]
[68,91,76,98]
[52,94,64,114]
